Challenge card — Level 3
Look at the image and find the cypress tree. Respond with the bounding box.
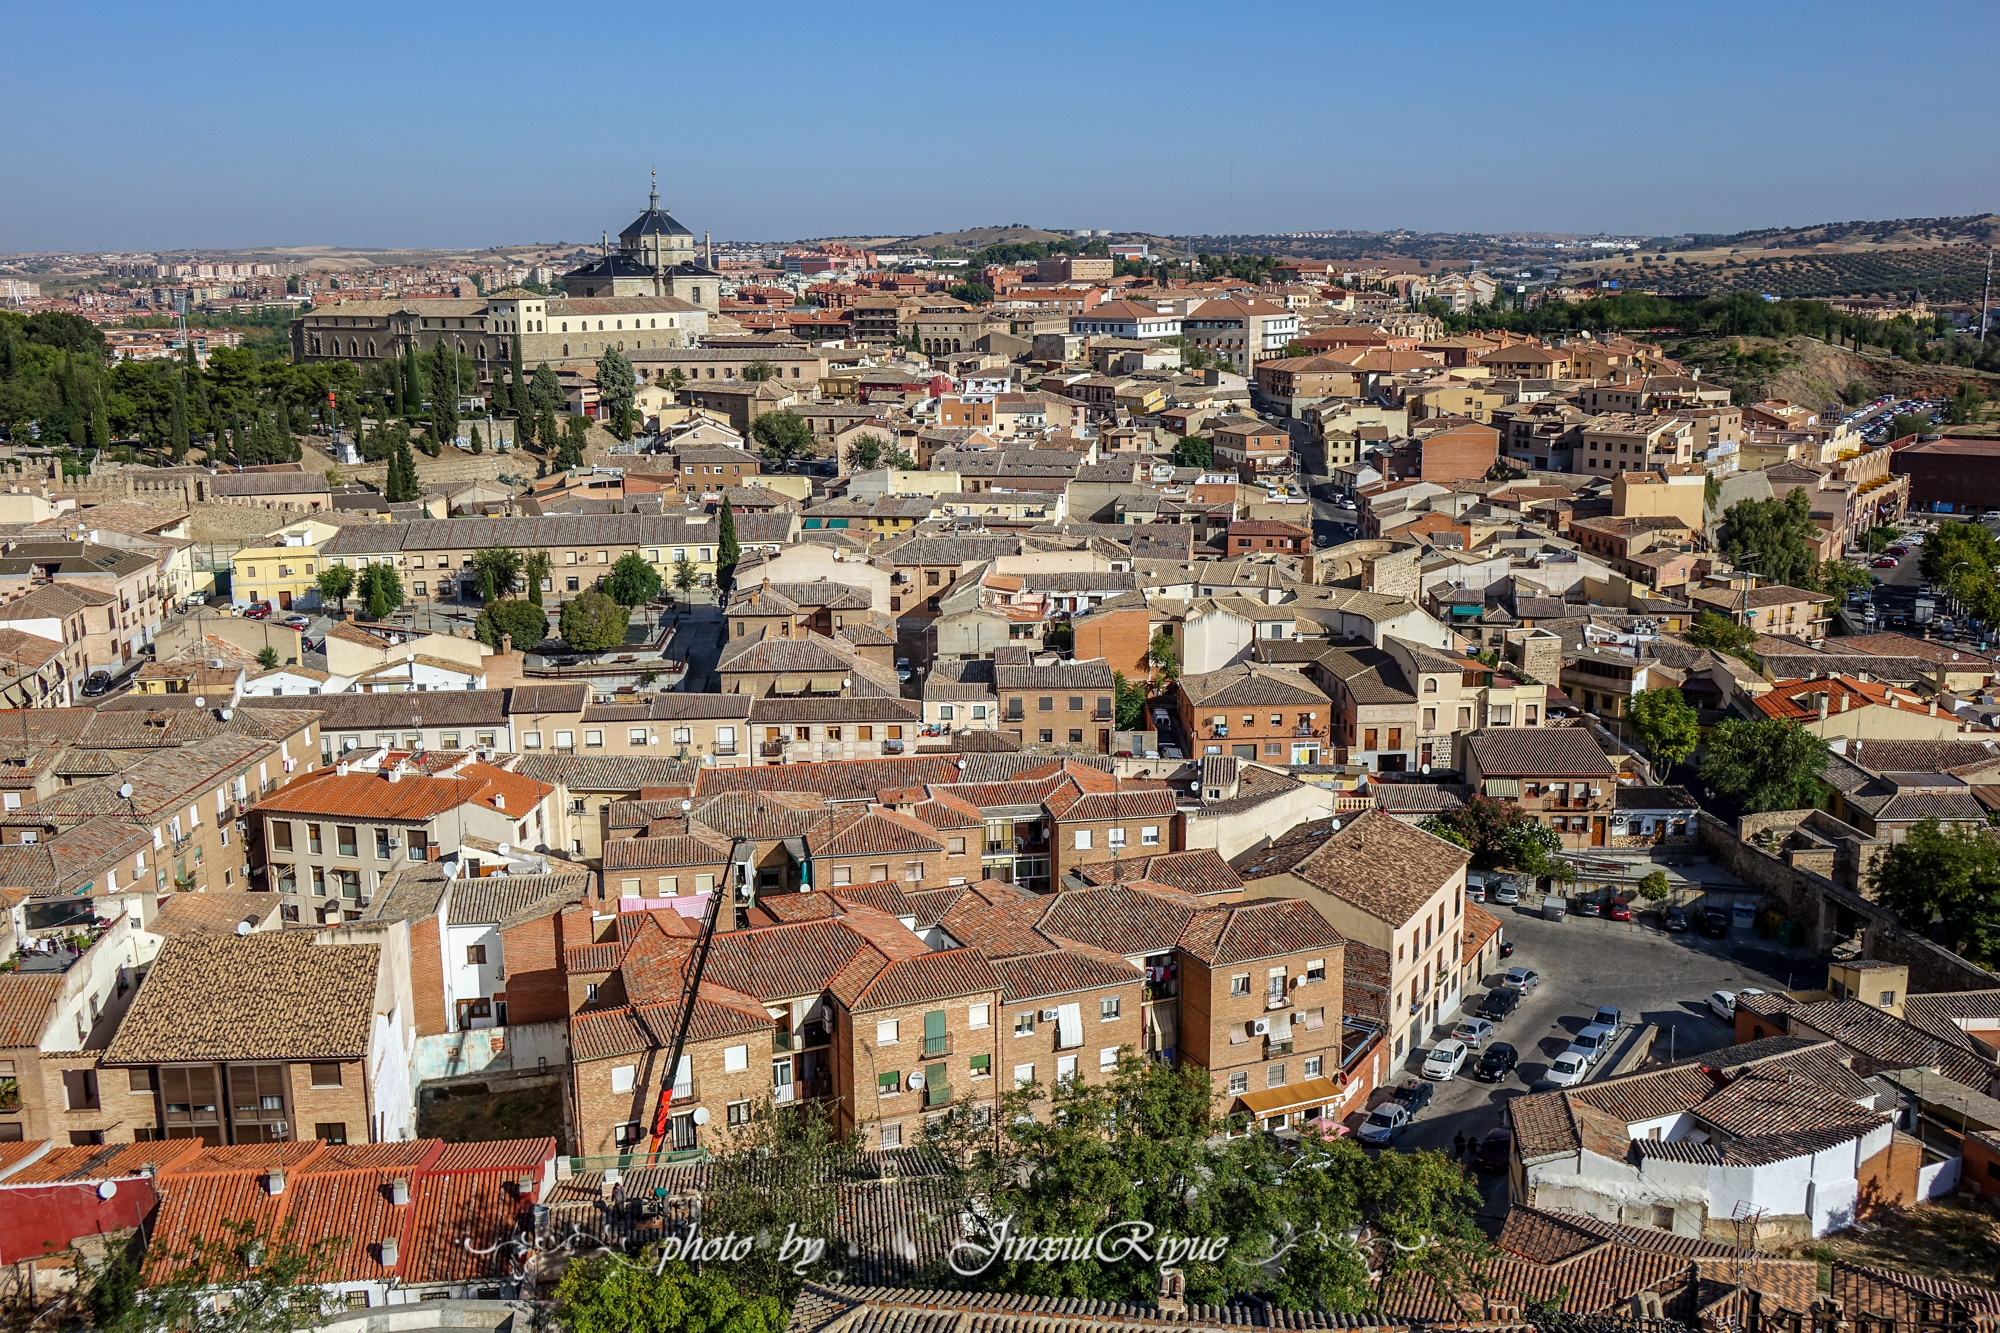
[469,424,484,455]
[510,335,525,415]
[168,379,189,462]
[403,345,422,417]
[716,498,740,592]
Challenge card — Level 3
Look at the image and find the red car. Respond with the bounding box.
[1607,898,1633,921]
[1885,545,1910,557]
[243,602,273,620]
[1871,557,1898,569]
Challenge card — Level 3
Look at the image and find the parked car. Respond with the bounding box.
[1357,1101,1411,1145]
[1422,1038,1469,1081]
[1546,1051,1589,1087]
[1394,1080,1435,1115]
[1592,1005,1624,1033]
[1871,557,1899,568]
[1570,1021,1617,1062]
[1664,905,1689,933]
[80,671,112,697]
[1477,988,1520,1023]
[1474,1125,1514,1171]
[244,602,273,620]
[1161,745,1183,759]
[1701,907,1730,937]
[1473,1042,1519,1083]
[1606,898,1632,922]
[1452,1017,1495,1049]
[1489,878,1521,906]
[1464,877,1486,903]
[1498,938,1515,958]
[278,613,310,629]
[1503,966,1541,993]
[1576,897,1602,917]
[1708,987,1765,1022]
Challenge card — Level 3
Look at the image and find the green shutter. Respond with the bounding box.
[924,1011,946,1041]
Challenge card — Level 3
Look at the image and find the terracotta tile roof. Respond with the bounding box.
[1464,727,1617,777]
[0,973,62,1047]
[789,1283,1401,1333]
[102,932,382,1064]
[848,947,999,1012]
[702,918,884,1003]
[1177,898,1345,965]
[251,761,551,822]
[1034,882,1204,956]
[1078,849,1244,898]
[602,833,736,872]
[571,990,772,1062]
[990,950,1137,1004]
[1236,811,1467,928]
[447,873,592,928]
[810,807,944,858]
[696,756,967,803]
[146,891,281,937]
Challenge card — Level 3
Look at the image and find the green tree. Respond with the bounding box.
[1171,434,1214,469]
[475,598,549,651]
[1699,717,1830,813]
[1890,412,1931,439]
[1503,819,1568,882]
[1719,489,1821,590]
[256,645,280,671]
[1684,609,1760,654]
[699,1099,861,1300]
[1638,869,1673,901]
[751,409,816,466]
[843,431,887,472]
[947,281,994,305]
[428,344,462,444]
[509,334,526,415]
[530,362,564,414]
[740,357,780,383]
[1147,628,1179,680]
[388,435,423,501]
[1112,671,1147,731]
[468,423,483,454]
[553,1255,784,1333]
[316,564,354,614]
[560,589,628,652]
[1818,559,1875,599]
[1868,818,2000,964]
[716,498,741,592]
[1628,687,1700,766]
[672,555,699,597]
[356,563,405,621]
[606,550,663,607]
[470,546,524,602]
[1424,792,1533,867]
[401,343,422,418]
[522,548,552,608]
[1946,382,1986,426]
[597,345,636,439]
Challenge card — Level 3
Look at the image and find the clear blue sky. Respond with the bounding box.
[6,0,1998,252]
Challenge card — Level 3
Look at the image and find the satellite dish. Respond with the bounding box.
[118,783,133,799]
[1330,818,1342,832]
[906,1070,925,1090]
[235,921,252,936]
[194,697,206,709]
[955,759,967,769]
[681,800,693,812]
[691,1107,711,1126]
[97,1180,117,1201]
[497,843,510,856]
[1421,764,1431,774]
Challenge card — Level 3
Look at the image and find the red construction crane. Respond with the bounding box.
[644,845,741,1158]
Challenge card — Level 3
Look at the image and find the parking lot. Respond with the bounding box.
[1367,899,1826,1217]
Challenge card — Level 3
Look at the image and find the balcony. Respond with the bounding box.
[712,745,738,757]
[798,1022,833,1049]
[1293,725,1315,737]
[882,739,905,754]
[759,741,786,759]
[922,1035,950,1057]
[1144,979,1178,1002]
[667,1078,700,1104]
[773,1030,794,1053]
[1265,992,1292,1011]
[1264,1039,1294,1058]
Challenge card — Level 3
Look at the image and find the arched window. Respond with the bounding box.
[561,322,568,332]
[1424,678,1438,694]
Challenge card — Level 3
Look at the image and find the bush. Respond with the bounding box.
[476,598,549,651]
[560,590,628,653]
[1638,869,1672,900]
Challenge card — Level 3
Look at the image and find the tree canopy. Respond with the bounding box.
[1628,687,1700,766]
[1699,717,1829,813]
[1171,435,1214,469]
[553,1255,784,1333]
[1718,489,1821,591]
[597,346,636,438]
[315,564,354,613]
[1868,818,2000,965]
[356,564,404,621]
[605,550,663,607]
[716,498,741,592]
[470,546,523,602]
[475,597,549,651]
[560,589,628,653]
[752,410,816,466]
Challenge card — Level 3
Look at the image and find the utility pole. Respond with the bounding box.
[1981,245,1994,344]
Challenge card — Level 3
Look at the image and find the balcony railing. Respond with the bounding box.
[712,745,738,757]
[922,1035,949,1057]
[798,1022,833,1049]
[1265,1039,1295,1058]
[669,1078,700,1103]
[773,1031,794,1053]
[1293,726,1315,737]
[882,739,905,754]
[759,741,786,758]
[1144,979,1178,1002]
[1265,993,1292,1010]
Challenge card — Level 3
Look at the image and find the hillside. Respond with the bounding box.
[896,225,1072,251]
[1573,244,1996,302]
[1684,214,2000,252]
[1666,334,1997,408]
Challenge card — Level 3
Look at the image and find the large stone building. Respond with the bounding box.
[288,186,716,385]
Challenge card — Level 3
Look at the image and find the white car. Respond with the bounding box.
[1708,987,1765,1021]
[1356,1101,1411,1145]
[1566,1022,1617,1067]
[1546,1052,1589,1087]
[1422,1038,1469,1081]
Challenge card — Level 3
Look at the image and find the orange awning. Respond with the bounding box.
[1237,1075,1344,1118]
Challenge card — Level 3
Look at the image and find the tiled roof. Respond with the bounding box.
[788,1283,1401,1333]
[1464,727,1616,778]
[811,807,944,858]
[102,932,381,1064]
[446,873,592,928]
[241,687,508,729]
[1235,811,1467,928]
[0,973,61,1047]
[1177,663,1330,709]
[1035,882,1203,957]
[990,950,1138,1004]
[571,991,772,1062]
[1080,849,1244,898]
[849,947,999,1012]
[513,753,700,792]
[146,891,280,938]
[1176,898,1345,966]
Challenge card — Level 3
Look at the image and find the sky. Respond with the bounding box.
[5,0,1999,253]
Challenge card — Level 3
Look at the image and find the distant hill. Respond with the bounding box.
[1683,214,2000,252]
[896,225,1072,251]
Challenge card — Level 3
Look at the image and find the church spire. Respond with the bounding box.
[650,166,659,213]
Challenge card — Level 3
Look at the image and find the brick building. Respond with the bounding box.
[1175,663,1331,767]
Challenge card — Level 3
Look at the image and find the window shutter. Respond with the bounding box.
[924,1010,946,1042]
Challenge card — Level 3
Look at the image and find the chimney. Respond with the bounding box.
[1818,693,1829,723]
[379,1237,399,1267]
[1840,693,1850,713]
[263,1169,285,1196]
[494,793,505,810]
[390,1177,410,1206]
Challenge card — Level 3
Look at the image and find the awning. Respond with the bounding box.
[1238,1076,1345,1119]
[1484,778,1521,797]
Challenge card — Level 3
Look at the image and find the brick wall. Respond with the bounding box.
[286,1061,371,1144]
[1419,426,1499,483]
[410,916,447,1038]
[998,980,1144,1113]
[1855,1129,1926,1216]
[499,912,568,1028]
[570,1031,772,1158]
[1052,811,1178,886]
[844,988,1001,1151]
[1181,945,1345,1127]
[1073,606,1151,681]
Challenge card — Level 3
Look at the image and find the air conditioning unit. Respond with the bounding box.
[1040,1009,1058,1023]
[387,838,402,848]
[1250,1018,1271,1036]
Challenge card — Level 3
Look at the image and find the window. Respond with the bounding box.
[629,728,649,746]
[877,1019,900,1045]
[1074,829,1091,850]
[584,730,604,748]
[1013,1063,1035,1087]
[271,821,293,851]
[1014,1012,1035,1036]
[336,826,357,857]
[727,1101,752,1127]
[1304,1056,1322,1077]
[466,945,487,965]
[880,1123,902,1149]
[1108,827,1126,849]
[1100,996,1121,1020]
[316,1123,348,1145]
[1227,1071,1248,1094]
[1100,1047,1118,1072]
[555,730,574,749]
[310,1063,343,1088]
[877,1070,902,1095]
[1305,958,1326,983]
[948,836,965,854]
[970,1054,991,1078]
[1040,729,1053,743]
[1038,696,1053,712]
[723,1044,748,1072]
[610,1065,636,1093]
[523,731,542,749]
[1068,729,1083,744]
[375,827,392,860]
[1267,1064,1286,1088]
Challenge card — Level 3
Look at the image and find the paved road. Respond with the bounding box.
[1368,900,1826,1217]
[664,594,725,693]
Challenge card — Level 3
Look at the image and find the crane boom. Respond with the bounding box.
[644,855,733,1158]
